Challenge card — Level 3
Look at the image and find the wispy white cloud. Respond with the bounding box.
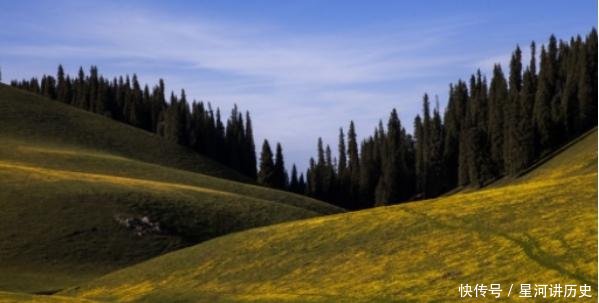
[0,4,483,171]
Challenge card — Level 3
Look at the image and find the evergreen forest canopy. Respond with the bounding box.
[9,28,597,210]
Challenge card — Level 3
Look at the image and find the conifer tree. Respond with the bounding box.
[289,164,299,193]
[214,108,226,163]
[561,38,580,135]
[534,39,559,156]
[505,46,523,175]
[376,109,405,203]
[577,36,595,131]
[322,144,335,202]
[514,65,536,172]
[273,143,287,189]
[427,100,445,196]
[298,173,306,194]
[338,128,347,175]
[444,81,467,189]
[336,127,349,204]
[487,64,508,175]
[347,121,360,206]
[258,140,276,187]
[56,65,68,103]
[358,136,379,207]
[244,112,258,179]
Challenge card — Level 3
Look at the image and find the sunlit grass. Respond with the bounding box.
[0,291,97,303]
[62,130,597,302]
[0,85,342,294]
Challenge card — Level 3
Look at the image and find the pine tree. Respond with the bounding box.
[273,143,287,189]
[298,173,307,194]
[56,65,68,102]
[534,39,559,156]
[40,75,56,100]
[577,35,595,131]
[214,108,226,163]
[150,79,166,132]
[561,38,579,135]
[376,109,405,203]
[421,95,431,192]
[587,28,598,124]
[258,140,276,187]
[244,112,258,179]
[337,128,347,174]
[322,144,336,202]
[487,64,508,175]
[427,99,445,196]
[358,136,379,208]
[336,127,349,205]
[505,46,523,175]
[465,71,492,186]
[444,81,468,189]
[347,121,360,207]
[289,164,299,193]
[89,66,100,114]
[514,65,536,172]
[225,104,243,172]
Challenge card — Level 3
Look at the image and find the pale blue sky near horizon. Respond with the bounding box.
[0,1,596,173]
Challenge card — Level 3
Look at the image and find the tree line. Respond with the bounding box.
[10,66,259,178]
[299,29,597,209]
[8,29,597,209]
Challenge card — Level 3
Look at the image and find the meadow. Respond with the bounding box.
[0,85,342,294]
[61,131,597,302]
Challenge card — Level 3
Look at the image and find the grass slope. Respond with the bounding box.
[0,85,343,294]
[64,130,597,302]
[0,84,246,181]
[0,291,95,303]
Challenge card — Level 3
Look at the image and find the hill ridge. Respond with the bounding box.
[0,84,342,295]
[61,129,597,302]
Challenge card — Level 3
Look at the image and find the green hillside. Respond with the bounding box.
[0,291,95,303]
[63,130,597,302]
[0,85,343,294]
[0,84,247,182]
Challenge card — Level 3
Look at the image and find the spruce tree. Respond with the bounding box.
[298,173,306,194]
[289,164,299,193]
[534,39,559,156]
[577,36,595,131]
[414,115,424,193]
[514,66,536,172]
[273,143,287,189]
[347,121,360,206]
[427,100,445,196]
[444,81,468,189]
[487,64,508,175]
[561,38,579,135]
[244,112,258,179]
[336,127,349,205]
[358,136,379,207]
[376,109,406,203]
[505,46,523,175]
[258,140,276,187]
[56,65,68,103]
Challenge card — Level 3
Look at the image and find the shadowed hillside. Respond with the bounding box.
[0,85,343,294]
[63,130,597,302]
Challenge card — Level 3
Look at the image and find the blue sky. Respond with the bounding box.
[1,0,596,172]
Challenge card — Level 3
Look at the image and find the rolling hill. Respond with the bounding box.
[0,291,97,303]
[0,84,343,294]
[62,129,597,302]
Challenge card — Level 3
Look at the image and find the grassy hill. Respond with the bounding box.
[0,84,249,181]
[0,291,96,303]
[0,85,343,294]
[62,130,597,302]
